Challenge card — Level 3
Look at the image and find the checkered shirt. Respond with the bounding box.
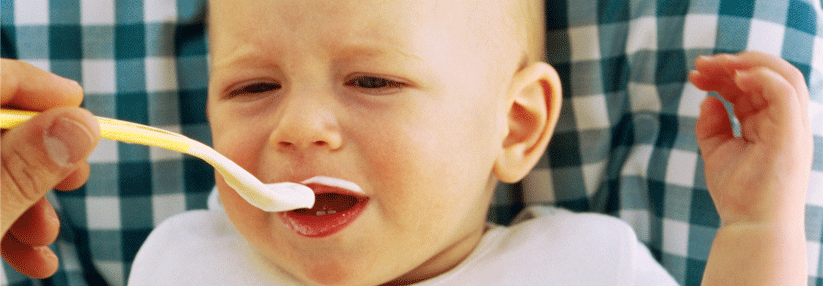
[2,0,822,285]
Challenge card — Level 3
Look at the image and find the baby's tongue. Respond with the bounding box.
[294,193,358,216]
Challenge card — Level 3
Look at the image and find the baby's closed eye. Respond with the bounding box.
[229,82,282,97]
[345,75,406,95]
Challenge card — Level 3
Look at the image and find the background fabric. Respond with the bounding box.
[1,0,212,284]
[496,1,823,285]
[1,0,822,285]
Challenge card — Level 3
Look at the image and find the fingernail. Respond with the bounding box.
[48,205,60,226]
[734,69,750,80]
[722,53,738,61]
[36,246,57,260]
[51,74,83,95]
[43,117,96,167]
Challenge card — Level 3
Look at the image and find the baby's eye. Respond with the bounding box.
[345,75,405,94]
[228,82,281,97]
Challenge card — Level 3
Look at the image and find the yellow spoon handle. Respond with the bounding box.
[1,108,316,212]
[1,108,193,154]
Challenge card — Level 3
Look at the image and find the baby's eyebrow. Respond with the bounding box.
[335,42,424,63]
[211,43,424,72]
[210,44,263,71]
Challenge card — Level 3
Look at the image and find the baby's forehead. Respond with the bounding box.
[213,1,521,47]
[210,0,521,37]
[208,0,531,81]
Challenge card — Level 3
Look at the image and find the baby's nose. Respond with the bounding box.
[269,96,343,152]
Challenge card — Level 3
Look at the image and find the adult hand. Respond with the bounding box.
[1,59,100,278]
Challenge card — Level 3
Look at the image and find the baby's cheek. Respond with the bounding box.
[362,136,420,195]
[214,127,270,170]
[375,141,453,216]
[219,184,274,241]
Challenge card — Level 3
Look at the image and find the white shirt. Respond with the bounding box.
[129,204,677,285]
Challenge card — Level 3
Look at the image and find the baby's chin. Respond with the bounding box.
[285,259,406,286]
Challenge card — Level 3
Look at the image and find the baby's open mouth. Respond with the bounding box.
[293,193,361,216]
[277,176,369,237]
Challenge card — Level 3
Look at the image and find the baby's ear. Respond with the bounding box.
[493,62,562,183]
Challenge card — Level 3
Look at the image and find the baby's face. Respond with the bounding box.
[208,0,522,284]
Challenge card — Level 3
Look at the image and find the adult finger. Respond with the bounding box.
[54,161,91,191]
[0,231,59,279]
[1,107,100,237]
[6,198,60,248]
[2,198,61,278]
[0,59,83,110]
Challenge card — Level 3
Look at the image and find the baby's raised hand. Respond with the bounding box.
[689,51,812,285]
[689,51,812,227]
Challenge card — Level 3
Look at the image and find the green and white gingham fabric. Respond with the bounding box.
[1,0,821,285]
[1,0,212,285]
[493,0,823,285]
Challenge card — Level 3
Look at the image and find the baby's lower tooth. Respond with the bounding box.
[313,210,337,216]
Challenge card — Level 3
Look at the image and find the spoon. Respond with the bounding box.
[1,108,315,212]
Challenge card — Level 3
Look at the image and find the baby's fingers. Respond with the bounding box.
[733,67,803,144]
[695,95,734,155]
[735,51,809,113]
[691,52,809,115]
[690,55,749,104]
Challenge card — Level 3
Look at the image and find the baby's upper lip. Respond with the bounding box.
[299,176,366,197]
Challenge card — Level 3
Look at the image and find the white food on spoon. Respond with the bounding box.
[300,176,365,194]
[194,144,316,212]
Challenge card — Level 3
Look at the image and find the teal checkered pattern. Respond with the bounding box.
[1,0,212,285]
[2,0,822,285]
[499,0,823,285]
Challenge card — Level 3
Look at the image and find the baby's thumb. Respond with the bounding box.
[1,107,99,235]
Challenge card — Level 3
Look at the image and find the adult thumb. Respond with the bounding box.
[1,107,100,235]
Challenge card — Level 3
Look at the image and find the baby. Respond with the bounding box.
[129,0,812,285]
